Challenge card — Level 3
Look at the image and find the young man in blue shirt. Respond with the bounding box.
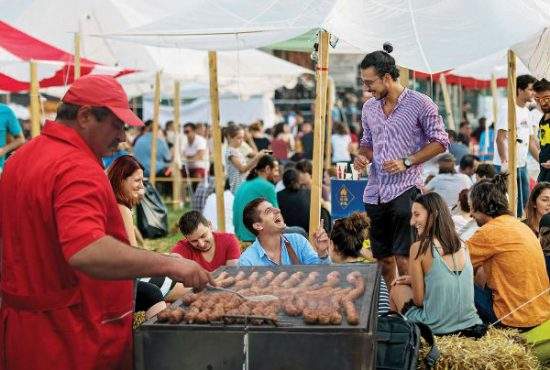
[238,197,330,266]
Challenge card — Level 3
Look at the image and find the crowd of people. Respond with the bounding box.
[0,48,549,369]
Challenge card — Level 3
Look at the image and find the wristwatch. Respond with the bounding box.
[403,157,413,168]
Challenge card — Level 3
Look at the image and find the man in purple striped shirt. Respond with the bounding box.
[353,47,449,285]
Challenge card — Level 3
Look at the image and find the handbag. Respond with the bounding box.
[376,312,440,370]
[136,180,168,239]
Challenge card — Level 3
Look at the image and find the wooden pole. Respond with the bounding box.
[29,61,41,138]
[309,30,330,238]
[324,78,334,170]
[149,71,161,186]
[209,51,226,232]
[439,74,455,130]
[172,80,183,209]
[487,73,498,161]
[399,66,409,88]
[74,33,81,80]
[506,50,518,215]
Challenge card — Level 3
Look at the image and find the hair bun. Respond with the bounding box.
[382,42,393,54]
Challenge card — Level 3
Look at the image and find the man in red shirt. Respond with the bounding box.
[0,75,212,370]
[172,210,241,271]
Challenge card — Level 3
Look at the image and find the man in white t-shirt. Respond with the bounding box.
[494,74,539,216]
[181,122,209,180]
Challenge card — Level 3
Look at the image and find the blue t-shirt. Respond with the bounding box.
[0,104,22,169]
[238,233,330,266]
[133,132,171,176]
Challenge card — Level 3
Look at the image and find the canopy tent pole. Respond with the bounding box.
[29,61,41,138]
[309,30,330,238]
[149,71,161,186]
[487,73,499,161]
[506,50,518,215]
[324,78,334,170]
[172,80,183,209]
[208,51,225,232]
[74,32,81,79]
[399,67,410,88]
[439,74,455,130]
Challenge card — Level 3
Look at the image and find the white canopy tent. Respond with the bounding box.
[0,0,311,98]
[96,0,550,74]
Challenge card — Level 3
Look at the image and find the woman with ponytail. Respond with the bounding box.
[224,124,270,194]
[467,173,550,329]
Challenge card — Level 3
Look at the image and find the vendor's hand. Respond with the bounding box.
[353,155,369,172]
[541,161,550,169]
[0,148,6,157]
[166,258,214,290]
[383,159,406,174]
[392,275,411,286]
[311,220,330,258]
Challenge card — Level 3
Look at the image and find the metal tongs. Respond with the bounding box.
[205,284,279,302]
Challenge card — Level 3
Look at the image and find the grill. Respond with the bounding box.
[134,264,380,370]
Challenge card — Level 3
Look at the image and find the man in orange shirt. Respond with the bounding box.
[467,173,550,329]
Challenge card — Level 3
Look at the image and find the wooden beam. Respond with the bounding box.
[324,78,334,170]
[172,80,183,209]
[149,71,161,186]
[507,50,518,215]
[399,66,409,88]
[74,33,81,80]
[309,30,330,238]
[439,74,455,130]
[29,61,41,138]
[209,51,226,232]
[485,73,498,160]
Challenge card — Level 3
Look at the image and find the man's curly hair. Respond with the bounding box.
[469,173,512,217]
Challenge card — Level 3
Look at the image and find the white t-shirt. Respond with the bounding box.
[181,135,209,170]
[493,105,537,167]
[425,173,472,210]
[331,134,352,162]
[203,190,234,233]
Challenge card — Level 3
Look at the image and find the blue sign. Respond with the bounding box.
[330,178,368,220]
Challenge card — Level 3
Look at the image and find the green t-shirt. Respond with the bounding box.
[0,103,22,169]
[233,177,278,241]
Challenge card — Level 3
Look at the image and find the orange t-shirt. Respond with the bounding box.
[467,215,550,327]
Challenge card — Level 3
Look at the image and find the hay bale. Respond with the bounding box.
[133,311,146,329]
[418,327,541,370]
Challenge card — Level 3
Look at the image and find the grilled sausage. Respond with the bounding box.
[255,271,275,288]
[343,299,359,325]
[281,272,304,288]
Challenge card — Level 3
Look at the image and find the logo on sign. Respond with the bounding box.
[339,185,355,209]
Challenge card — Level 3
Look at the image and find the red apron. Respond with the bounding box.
[0,121,134,370]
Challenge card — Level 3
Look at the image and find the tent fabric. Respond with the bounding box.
[0,21,133,92]
[98,0,550,74]
[1,0,311,98]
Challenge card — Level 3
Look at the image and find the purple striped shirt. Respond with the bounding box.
[360,88,449,204]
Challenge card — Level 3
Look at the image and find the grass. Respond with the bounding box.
[141,204,189,253]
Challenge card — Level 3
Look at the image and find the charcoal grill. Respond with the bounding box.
[134,264,380,370]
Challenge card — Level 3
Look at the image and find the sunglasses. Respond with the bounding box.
[184,130,192,134]
[535,95,550,104]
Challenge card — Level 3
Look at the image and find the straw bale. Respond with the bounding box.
[418,327,541,369]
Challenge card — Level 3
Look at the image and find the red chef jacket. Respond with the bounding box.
[0,121,134,370]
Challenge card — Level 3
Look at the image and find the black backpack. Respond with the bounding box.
[136,180,168,239]
[376,312,440,370]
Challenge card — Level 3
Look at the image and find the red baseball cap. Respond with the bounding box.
[62,74,143,126]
